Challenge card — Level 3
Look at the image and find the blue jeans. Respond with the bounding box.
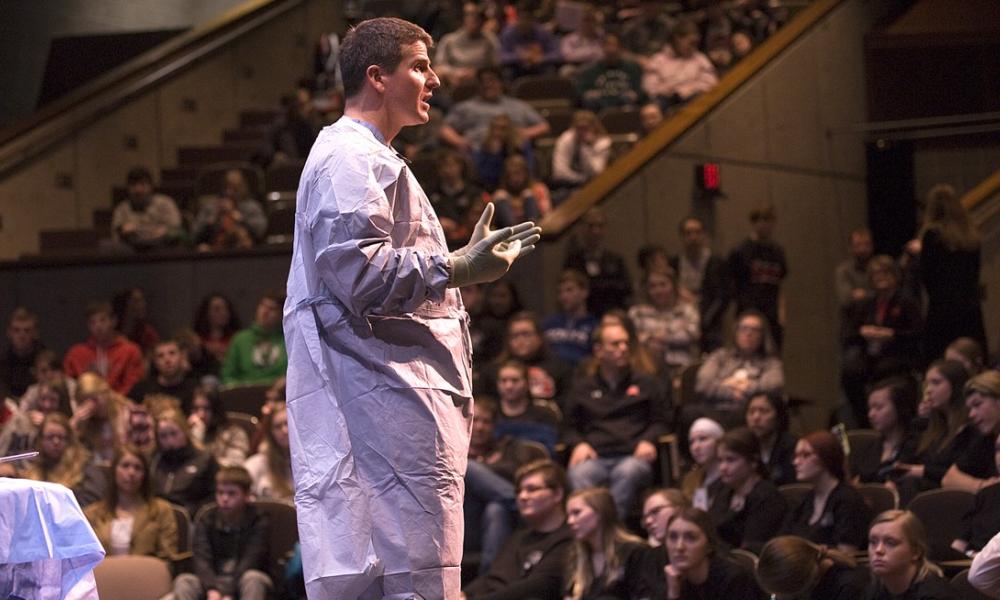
[464,459,517,574]
[568,455,654,519]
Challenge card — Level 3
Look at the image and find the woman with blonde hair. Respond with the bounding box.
[563,487,654,600]
[552,110,612,187]
[866,510,952,599]
[84,445,180,561]
[918,183,986,360]
[244,403,293,500]
[21,413,107,506]
[756,535,868,600]
[71,372,129,465]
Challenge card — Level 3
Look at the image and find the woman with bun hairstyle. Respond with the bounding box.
[756,535,869,600]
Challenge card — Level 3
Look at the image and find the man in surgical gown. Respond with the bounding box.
[283,17,540,600]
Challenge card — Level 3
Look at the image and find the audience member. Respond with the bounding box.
[698,1,734,53]
[642,20,718,109]
[125,398,158,457]
[440,66,550,154]
[312,31,341,91]
[63,301,145,396]
[669,216,729,353]
[841,255,922,427]
[173,328,221,383]
[150,408,219,516]
[945,336,987,375]
[1,379,71,456]
[628,268,700,376]
[860,376,919,483]
[187,385,250,468]
[129,339,199,412]
[83,446,180,561]
[565,320,669,519]
[111,167,183,251]
[782,430,871,552]
[558,7,604,73]
[641,487,688,550]
[481,312,571,407]
[710,427,787,553]
[220,293,287,387]
[463,459,572,600]
[494,359,560,454]
[681,417,724,511]
[551,110,612,189]
[21,413,107,507]
[744,391,797,485]
[192,169,268,251]
[564,207,633,317]
[618,0,675,58]
[173,466,273,600]
[834,227,874,310]
[563,487,654,600]
[694,310,783,424]
[542,269,598,368]
[435,2,500,88]
[577,35,644,112]
[499,2,561,79]
[18,350,78,416]
[473,280,524,368]
[1,307,42,399]
[491,155,551,225]
[71,372,129,465]
[941,371,1000,493]
[272,86,322,162]
[954,435,1000,557]
[244,403,293,501]
[638,102,664,135]
[112,287,161,354]
[465,397,546,575]
[193,293,243,365]
[660,507,765,600]
[427,149,486,249]
[473,114,532,192]
[918,184,987,361]
[867,510,953,600]
[727,203,788,347]
[756,536,869,600]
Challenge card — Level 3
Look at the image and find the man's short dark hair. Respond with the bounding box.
[216,466,253,492]
[126,167,153,185]
[85,301,114,320]
[514,459,568,495]
[340,17,433,99]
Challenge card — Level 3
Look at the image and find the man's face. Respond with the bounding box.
[851,232,873,261]
[216,483,248,513]
[223,171,248,200]
[462,6,483,35]
[516,472,563,524]
[87,311,116,342]
[640,104,663,132]
[507,320,542,359]
[471,408,495,448]
[153,343,184,378]
[595,324,630,372]
[478,71,503,102]
[7,318,37,355]
[681,219,706,251]
[255,298,282,331]
[127,180,153,202]
[382,41,439,129]
[557,280,587,313]
[603,36,622,61]
[672,33,700,58]
[751,214,775,239]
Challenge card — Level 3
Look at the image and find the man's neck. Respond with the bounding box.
[157,372,186,387]
[501,397,529,417]
[565,305,587,319]
[92,335,115,348]
[344,105,397,145]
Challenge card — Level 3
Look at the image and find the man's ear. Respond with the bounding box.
[366,64,385,93]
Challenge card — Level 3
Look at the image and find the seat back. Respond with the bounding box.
[599,107,642,135]
[777,483,813,508]
[951,568,994,600]
[511,75,577,109]
[219,384,270,416]
[845,429,880,480]
[908,489,975,561]
[253,499,299,578]
[225,411,259,444]
[93,555,173,600]
[857,483,898,514]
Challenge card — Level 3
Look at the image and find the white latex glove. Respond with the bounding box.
[453,202,540,256]
[447,217,540,287]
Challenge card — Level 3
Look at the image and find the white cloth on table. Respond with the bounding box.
[0,478,104,600]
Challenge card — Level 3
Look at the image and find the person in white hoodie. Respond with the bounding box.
[642,20,719,108]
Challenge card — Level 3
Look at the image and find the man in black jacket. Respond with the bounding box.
[173,466,272,600]
[564,322,670,519]
[669,216,730,353]
[464,460,572,600]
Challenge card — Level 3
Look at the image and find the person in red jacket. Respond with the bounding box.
[63,301,145,395]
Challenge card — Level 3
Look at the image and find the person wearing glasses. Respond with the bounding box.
[463,460,572,600]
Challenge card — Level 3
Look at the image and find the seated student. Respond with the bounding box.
[463,459,573,600]
[954,434,1000,557]
[63,301,145,396]
[20,413,108,507]
[150,408,218,516]
[695,310,783,425]
[490,155,550,226]
[756,536,869,600]
[563,487,655,600]
[551,110,612,189]
[628,268,700,376]
[941,371,1000,493]
[465,397,548,575]
[493,359,560,454]
[112,287,160,355]
[893,360,972,498]
[427,149,487,250]
[173,466,273,600]
[642,20,718,109]
[1,307,43,400]
[244,404,293,501]
[474,114,533,193]
[867,510,954,600]
[19,350,78,415]
[193,293,242,365]
[84,446,179,561]
[642,488,689,569]
[782,430,871,553]
[129,338,199,412]
[187,385,250,468]
[945,336,986,376]
[71,372,130,466]
[681,418,725,511]
[542,269,599,369]
[220,293,287,387]
[709,427,787,553]
[744,392,797,485]
[192,168,267,251]
[860,376,919,483]
[1,379,72,456]
[480,311,571,407]
[659,507,765,600]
